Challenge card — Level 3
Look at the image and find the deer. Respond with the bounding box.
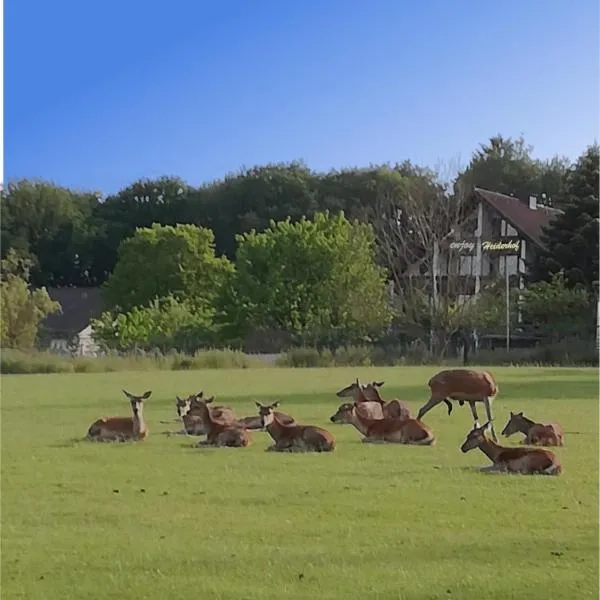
[348,401,436,445]
[335,379,412,419]
[501,412,565,447]
[87,390,151,442]
[169,392,237,436]
[416,369,499,441]
[460,421,562,475]
[330,401,383,423]
[237,404,296,430]
[256,402,335,452]
[183,395,250,447]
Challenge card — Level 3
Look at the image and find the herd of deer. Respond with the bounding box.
[86,368,564,476]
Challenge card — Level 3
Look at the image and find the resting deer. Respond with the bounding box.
[336,379,412,419]
[330,401,383,423]
[416,369,499,441]
[348,402,435,445]
[256,402,335,452]
[237,405,296,430]
[189,395,250,447]
[87,390,151,442]
[460,421,562,475]
[501,412,564,447]
[170,392,237,436]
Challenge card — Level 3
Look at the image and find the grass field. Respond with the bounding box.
[1,366,598,599]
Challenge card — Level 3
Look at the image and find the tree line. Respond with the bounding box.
[1,135,598,356]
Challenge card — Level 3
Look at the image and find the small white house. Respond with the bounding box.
[42,287,104,357]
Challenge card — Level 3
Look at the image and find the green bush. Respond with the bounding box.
[0,348,270,374]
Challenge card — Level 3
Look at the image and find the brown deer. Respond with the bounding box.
[237,405,296,430]
[330,401,383,423]
[460,421,562,475]
[335,379,413,419]
[87,390,151,442]
[171,392,237,436]
[501,412,564,446]
[349,402,436,445]
[256,402,335,452]
[416,369,499,441]
[189,395,250,447]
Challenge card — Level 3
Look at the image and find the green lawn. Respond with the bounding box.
[1,366,598,600]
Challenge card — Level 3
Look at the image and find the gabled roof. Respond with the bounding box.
[42,287,104,336]
[472,187,563,249]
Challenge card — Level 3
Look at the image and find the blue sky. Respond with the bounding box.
[5,0,599,195]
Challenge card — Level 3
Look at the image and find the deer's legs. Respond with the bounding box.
[483,397,497,441]
[416,397,442,421]
[468,401,480,428]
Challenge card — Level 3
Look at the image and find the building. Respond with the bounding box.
[399,187,562,301]
[40,287,104,356]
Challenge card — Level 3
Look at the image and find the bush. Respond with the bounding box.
[0,348,270,374]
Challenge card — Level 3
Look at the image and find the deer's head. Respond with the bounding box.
[255,401,280,429]
[501,412,525,437]
[122,389,151,414]
[329,403,354,423]
[460,421,493,453]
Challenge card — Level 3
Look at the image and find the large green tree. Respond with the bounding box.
[456,135,570,205]
[529,144,599,290]
[0,250,61,349]
[220,211,393,346]
[102,223,233,313]
[1,179,102,286]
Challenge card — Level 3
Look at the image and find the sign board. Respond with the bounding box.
[446,237,521,256]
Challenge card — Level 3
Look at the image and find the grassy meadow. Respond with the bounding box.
[1,366,598,599]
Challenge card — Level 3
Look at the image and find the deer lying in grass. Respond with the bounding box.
[416,369,499,441]
[501,412,565,446]
[186,395,250,447]
[460,421,562,475]
[171,392,237,436]
[237,405,296,430]
[347,401,436,445]
[256,402,335,452]
[330,401,384,422]
[87,390,151,442]
[336,379,412,419]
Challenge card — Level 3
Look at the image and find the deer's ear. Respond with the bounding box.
[355,378,360,385]
[374,381,384,387]
[517,412,523,417]
[255,401,262,408]
[176,395,183,402]
[271,401,280,408]
[206,396,214,404]
[122,389,133,399]
[142,391,152,399]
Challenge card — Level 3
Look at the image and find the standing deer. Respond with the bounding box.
[416,369,499,441]
[335,379,413,419]
[460,421,562,475]
[501,412,565,446]
[190,395,250,447]
[256,402,335,452]
[87,390,151,442]
[348,402,436,445]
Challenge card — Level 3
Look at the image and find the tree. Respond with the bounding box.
[200,162,320,259]
[91,296,215,353]
[220,211,393,346]
[368,166,507,356]
[456,135,569,205]
[92,176,193,282]
[0,249,61,349]
[529,144,599,290]
[518,272,593,339]
[102,223,233,313]
[0,179,102,286]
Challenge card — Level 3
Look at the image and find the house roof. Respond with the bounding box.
[42,287,104,336]
[472,187,563,249]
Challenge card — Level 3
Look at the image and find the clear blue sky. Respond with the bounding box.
[5,0,599,195]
